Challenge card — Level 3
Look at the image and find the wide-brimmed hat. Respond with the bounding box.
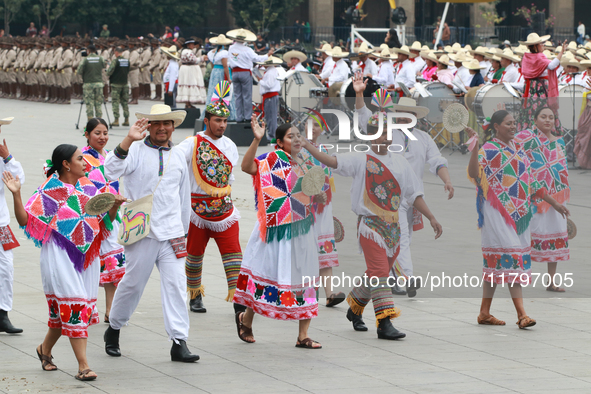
[497,49,520,63]
[135,104,186,127]
[393,45,417,58]
[375,48,397,60]
[451,43,462,53]
[210,34,233,46]
[326,46,349,58]
[574,48,588,61]
[580,59,591,69]
[424,51,439,64]
[437,54,454,67]
[519,33,551,46]
[226,28,256,42]
[315,43,332,52]
[256,56,283,66]
[470,46,488,57]
[543,50,556,60]
[449,51,471,63]
[564,41,579,53]
[391,97,429,119]
[355,42,374,55]
[283,50,307,62]
[462,59,486,70]
[161,45,180,60]
[0,117,14,125]
[563,58,585,71]
[512,45,529,55]
[409,41,422,52]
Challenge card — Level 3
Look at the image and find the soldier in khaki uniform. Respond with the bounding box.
[4,38,18,99]
[41,39,55,102]
[57,37,74,104]
[72,40,84,99]
[33,39,47,101]
[139,39,152,99]
[0,39,6,97]
[24,40,38,101]
[49,38,63,103]
[149,39,163,101]
[97,40,110,101]
[15,39,27,100]
[127,39,140,104]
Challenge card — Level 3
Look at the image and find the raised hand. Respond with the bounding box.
[0,139,10,160]
[352,71,367,94]
[251,114,265,141]
[2,171,21,194]
[128,118,149,141]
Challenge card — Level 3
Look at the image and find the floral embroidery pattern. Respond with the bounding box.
[364,155,401,223]
[358,216,400,250]
[46,294,99,338]
[236,273,317,308]
[191,194,233,220]
[194,135,232,190]
[482,246,531,285]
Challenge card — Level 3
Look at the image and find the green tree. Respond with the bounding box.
[1,0,27,35]
[39,0,74,34]
[230,0,304,34]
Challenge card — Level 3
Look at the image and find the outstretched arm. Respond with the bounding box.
[301,139,337,168]
[2,172,28,227]
[543,194,570,218]
[242,115,264,175]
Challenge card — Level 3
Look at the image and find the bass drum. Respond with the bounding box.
[558,84,586,130]
[339,77,380,111]
[472,84,517,121]
[412,82,457,123]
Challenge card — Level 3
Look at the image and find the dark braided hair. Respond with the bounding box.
[47,144,78,178]
[484,110,510,142]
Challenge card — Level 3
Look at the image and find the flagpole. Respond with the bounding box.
[434,2,450,48]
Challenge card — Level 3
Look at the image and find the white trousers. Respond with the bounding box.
[0,248,14,311]
[392,203,414,277]
[109,237,190,341]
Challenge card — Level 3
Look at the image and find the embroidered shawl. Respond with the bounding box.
[515,129,570,213]
[253,150,313,243]
[363,155,401,224]
[192,134,232,197]
[469,138,543,235]
[298,145,335,214]
[23,174,112,272]
[82,146,120,195]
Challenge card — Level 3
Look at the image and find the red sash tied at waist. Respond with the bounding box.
[261,91,279,117]
[232,67,252,74]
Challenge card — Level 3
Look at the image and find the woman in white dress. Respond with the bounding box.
[177,38,207,108]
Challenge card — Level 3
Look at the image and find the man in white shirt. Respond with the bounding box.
[498,50,520,83]
[162,45,179,108]
[447,51,471,93]
[352,43,378,77]
[227,29,273,122]
[409,41,426,75]
[284,50,308,72]
[372,48,396,88]
[317,43,335,80]
[0,118,25,334]
[470,46,491,77]
[393,45,417,94]
[324,47,350,104]
[256,57,282,139]
[104,105,199,363]
[561,59,589,87]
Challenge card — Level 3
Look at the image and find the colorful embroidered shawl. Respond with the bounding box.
[298,145,335,214]
[253,150,313,243]
[363,155,401,224]
[515,129,570,213]
[82,146,120,195]
[192,134,232,197]
[469,138,543,235]
[23,174,112,272]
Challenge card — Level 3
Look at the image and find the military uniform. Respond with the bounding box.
[57,40,74,104]
[33,41,47,101]
[128,43,140,104]
[100,42,112,100]
[149,40,163,101]
[107,54,130,126]
[50,41,63,103]
[41,42,55,102]
[24,43,38,101]
[139,42,152,99]
[4,40,18,98]
[15,42,27,99]
[78,51,105,119]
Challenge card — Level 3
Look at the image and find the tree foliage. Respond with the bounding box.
[39,0,74,33]
[1,0,26,34]
[230,0,304,34]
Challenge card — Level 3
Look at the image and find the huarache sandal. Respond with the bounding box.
[516,315,536,329]
[235,312,255,343]
[477,314,506,325]
[295,337,322,349]
[546,285,566,293]
[75,369,97,381]
[326,292,346,307]
[36,344,57,371]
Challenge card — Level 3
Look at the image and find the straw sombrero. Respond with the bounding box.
[210,34,233,46]
[497,49,520,63]
[518,33,551,46]
[393,45,417,58]
[326,46,349,58]
[226,28,256,42]
[283,50,307,63]
[562,58,585,71]
[375,48,397,60]
[135,104,186,128]
[470,46,489,57]
[462,59,486,70]
[391,97,429,119]
[161,45,180,60]
[255,56,283,66]
[424,51,439,64]
[449,51,470,63]
[580,59,591,69]
[437,54,453,67]
[451,43,462,53]
[409,41,422,52]
[355,42,374,55]
[315,43,332,53]
[0,117,14,125]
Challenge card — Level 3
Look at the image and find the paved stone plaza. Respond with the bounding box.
[1,98,591,393]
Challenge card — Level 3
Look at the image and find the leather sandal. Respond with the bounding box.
[517,315,536,329]
[477,314,506,325]
[295,337,322,349]
[104,314,109,323]
[36,344,57,371]
[75,369,97,381]
[235,312,255,343]
[546,285,566,293]
[326,292,346,307]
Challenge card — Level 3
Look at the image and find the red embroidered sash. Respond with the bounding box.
[192,134,233,197]
[363,155,401,224]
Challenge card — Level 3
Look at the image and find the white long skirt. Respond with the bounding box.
[530,206,569,262]
[177,64,206,104]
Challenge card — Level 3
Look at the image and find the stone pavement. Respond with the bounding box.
[1,98,591,393]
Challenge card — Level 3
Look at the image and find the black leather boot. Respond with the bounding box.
[346,307,368,331]
[0,310,23,334]
[233,303,247,313]
[171,339,199,362]
[104,326,121,357]
[189,294,206,313]
[377,318,406,340]
[407,277,421,298]
[391,281,407,296]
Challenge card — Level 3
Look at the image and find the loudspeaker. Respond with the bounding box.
[174,108,200,129]
[194,121,268,146]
